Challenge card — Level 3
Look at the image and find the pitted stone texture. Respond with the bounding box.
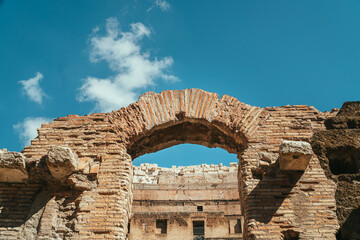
[46,146,78,180]
[312,102,360,239]
[0,151,28,182]
[258,152,278,164]
[66,173,96,190]
[279,140,313,171]
[325,101,360,129]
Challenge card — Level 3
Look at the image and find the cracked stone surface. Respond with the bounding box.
[0,151,28,182]
[46,146,78,180]
[279,140,313,171]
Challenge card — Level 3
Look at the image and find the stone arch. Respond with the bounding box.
[107,89,266,157]
[25,89,267,239]
[106,89,266,239]
[1,88,340,240]
[122,90,257,155]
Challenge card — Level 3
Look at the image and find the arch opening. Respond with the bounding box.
[126,119,246,240]
[127,119,247,160]
[129,145,244,240]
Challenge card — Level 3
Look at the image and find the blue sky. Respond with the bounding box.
[1,0,359,167]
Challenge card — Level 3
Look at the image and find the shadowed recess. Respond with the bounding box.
[127,119,246,160]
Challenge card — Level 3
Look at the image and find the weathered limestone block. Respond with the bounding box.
[279,140,312,171]
[46,146,78,180]
[258,151,278,167]
[251,152,279,179]
[0,151,28,182]
[66,173,96,190]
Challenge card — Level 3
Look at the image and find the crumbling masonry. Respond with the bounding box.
[0,89,359,239]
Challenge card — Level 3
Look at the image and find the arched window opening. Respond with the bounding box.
[128,143,244,240]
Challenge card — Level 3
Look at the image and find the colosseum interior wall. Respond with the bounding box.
[1,89,358,239]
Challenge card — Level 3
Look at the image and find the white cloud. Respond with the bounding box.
[78,18,177,112]
[19,72,47,104]
[13,117,52,146]
[155,0,170,11]
[148,0,170,12]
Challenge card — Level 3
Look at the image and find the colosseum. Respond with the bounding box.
[0,89,359,240]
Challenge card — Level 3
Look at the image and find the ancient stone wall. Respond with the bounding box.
[239,105,339,239]
[311,101,360,239]
[0,89,343,239]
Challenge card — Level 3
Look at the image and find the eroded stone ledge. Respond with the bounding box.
[0,149,28,182]
[279,140,313,171]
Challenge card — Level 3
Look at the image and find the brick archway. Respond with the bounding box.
[108,89,263,156]
[106,89,264,239]
[8,88,338,239]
